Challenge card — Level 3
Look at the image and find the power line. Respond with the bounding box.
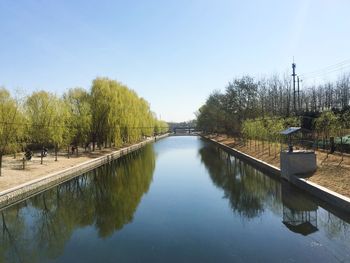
[300,59,350,79]
[0,121,169,130]
[301,65,350,81]
[301,59,350,76]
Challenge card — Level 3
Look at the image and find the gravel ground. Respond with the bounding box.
[0,148,115,192]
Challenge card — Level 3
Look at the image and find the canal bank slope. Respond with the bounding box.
[0,134,169,209]
[201,134,350,214]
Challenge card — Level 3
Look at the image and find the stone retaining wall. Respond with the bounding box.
[200,135,280,177]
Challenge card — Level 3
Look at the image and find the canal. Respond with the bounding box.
[1,136,350,262]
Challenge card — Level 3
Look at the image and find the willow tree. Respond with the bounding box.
[90,77,161,149]
[117,86,142,144]
[25,91,70,163]
[51,99,71,160]
[154,120,168,135]
[90,78,111,150]
[0,88,24,176]
[114,84,158,144]
[63,88,91,152]
[139,99,155,137]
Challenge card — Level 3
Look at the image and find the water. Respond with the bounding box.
[1,136,350,263]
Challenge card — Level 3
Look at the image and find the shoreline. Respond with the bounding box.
[200,134,350,214]
[0,134,169,210]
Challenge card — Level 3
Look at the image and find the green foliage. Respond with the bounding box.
[155,120,169,134]
[267,118,284,142]
[241,117,296,143]
[196,91,226,133]
[195,72,350,137]
[25,91,70,148]
[196,77,259,134]
[314,111,340,138]
[0,88,24,154]
[90,77,166,148]
[242,119,255,140]
[63,88,92,147]
[0,77,166,173]
[283,116,300,128]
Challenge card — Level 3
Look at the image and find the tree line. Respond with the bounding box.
[0,77,168,175]
[196,72,350,151]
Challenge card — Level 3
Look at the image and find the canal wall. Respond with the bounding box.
[200,136,280,178]
[201,135,350,214]
[0,134,169,210]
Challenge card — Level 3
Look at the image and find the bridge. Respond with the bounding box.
[172,126,199,136]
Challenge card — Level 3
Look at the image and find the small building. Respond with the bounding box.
[280,127,317,180]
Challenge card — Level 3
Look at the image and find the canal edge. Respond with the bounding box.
[200,134,350,214]
[0,134,169,210]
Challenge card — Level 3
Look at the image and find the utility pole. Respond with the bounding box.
[292,62,297,114]
[297,76,301,113]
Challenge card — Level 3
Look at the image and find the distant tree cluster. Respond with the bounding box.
[0,77,168,175]
[167,120,197,131]
[196,73,350,135]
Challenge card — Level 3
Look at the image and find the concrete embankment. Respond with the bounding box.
[0,134,169,210]
[201,135,350,214]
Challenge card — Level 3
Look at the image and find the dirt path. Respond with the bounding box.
[0,147,119,192]
[207,134,350,198]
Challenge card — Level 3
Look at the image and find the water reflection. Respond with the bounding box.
[198,142,350,237]
[281,182,318,236]
[199,144,282,219]
[0,144,155,263]
[1,137,350,263]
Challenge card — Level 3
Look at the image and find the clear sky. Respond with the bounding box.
[1,0,350,122]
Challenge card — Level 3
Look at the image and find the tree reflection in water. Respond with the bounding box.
[198,144,282,219]
[1,139,350,263]
[0,144,156,263]
[199,142,350,241]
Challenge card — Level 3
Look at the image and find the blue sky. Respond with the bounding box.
[1,0,350,122]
